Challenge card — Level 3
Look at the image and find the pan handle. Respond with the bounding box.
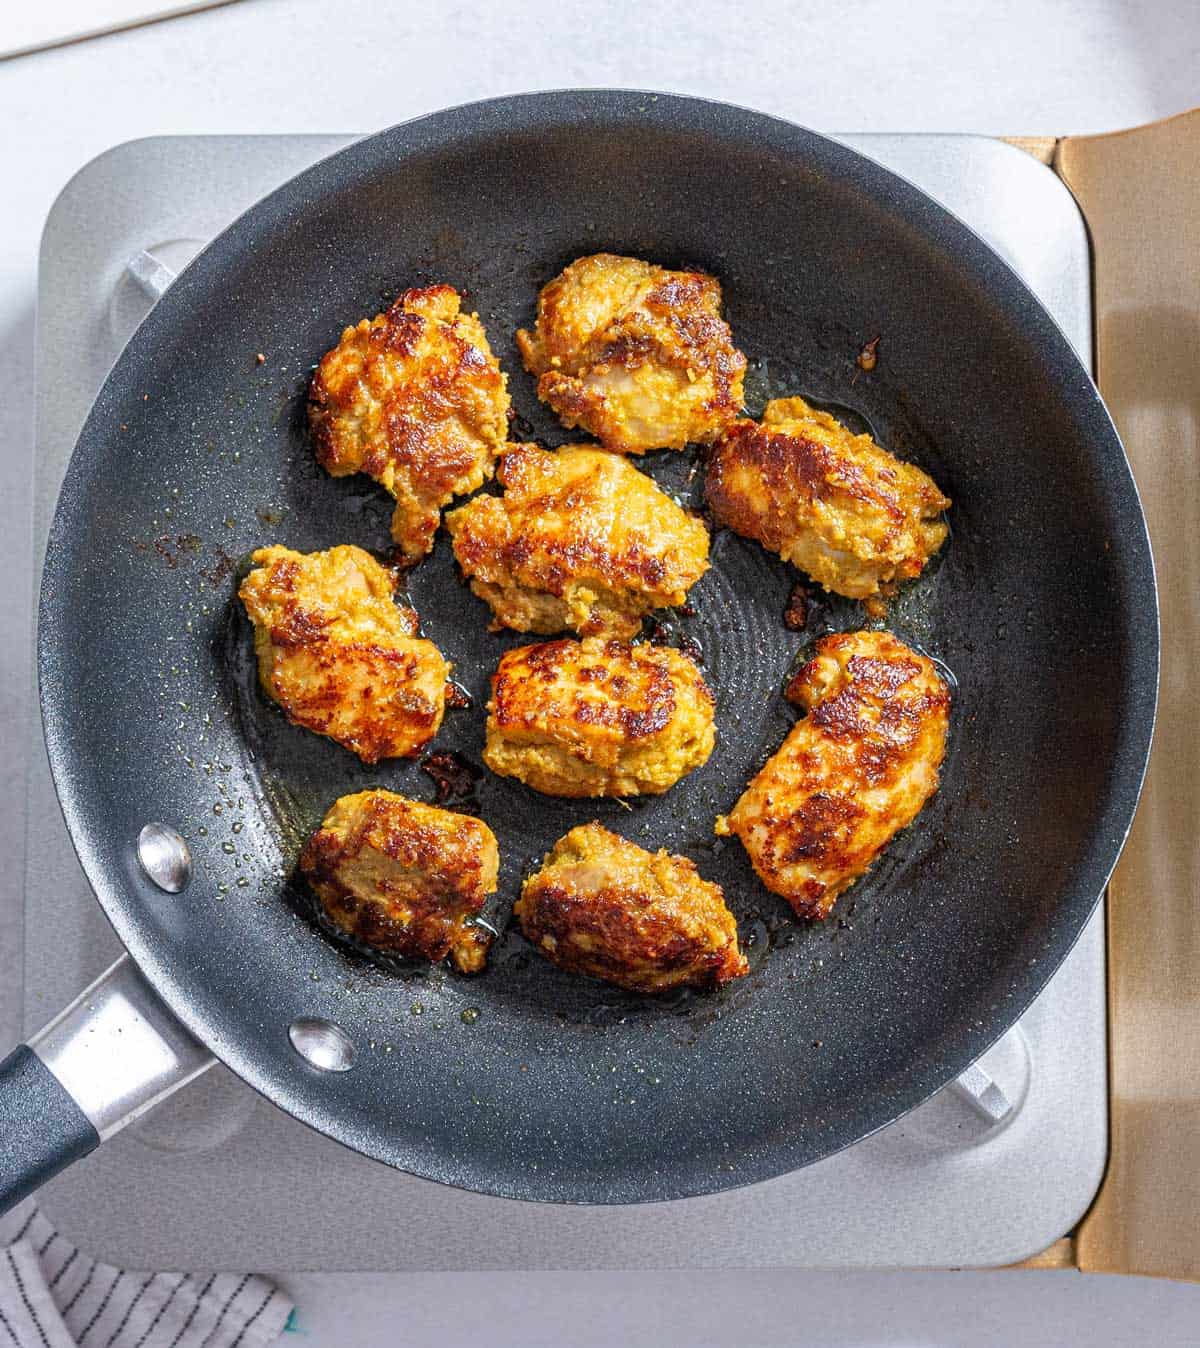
[0,954,214,1215]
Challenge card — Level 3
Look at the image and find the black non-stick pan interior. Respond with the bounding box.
[38,92,1156,1202]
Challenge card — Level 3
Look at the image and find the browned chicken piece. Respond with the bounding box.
[238,544,449,764]
[484,637,715,797]
[705,397,950,599]
[516,254,746,454]
[300,790,497,973]
[515,823,747,992]
[445,442,710,638]
[717,630,950,918]
[309,284,510,560]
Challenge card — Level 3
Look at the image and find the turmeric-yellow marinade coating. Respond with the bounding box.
[517,254,746,454]
[309,284,510,560]
[515,824,747,992]
[301,790,497,973]
[238,544,449,764]
[705,397,949,599]
[484,637,715,797]
[718,630,949,919]
[446,443,710,638]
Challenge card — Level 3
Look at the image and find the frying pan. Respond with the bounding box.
[0,91,1157,1211]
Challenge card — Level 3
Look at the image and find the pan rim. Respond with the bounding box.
[36,88,1159,1204]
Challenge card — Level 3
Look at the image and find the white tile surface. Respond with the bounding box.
[275,1268,1200,1346]
[0,0,236,60]
[2,0,1199,1341]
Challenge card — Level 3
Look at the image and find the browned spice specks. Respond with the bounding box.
[200,548,238,588]
[444,680,473,709]
[783,583,809,631]
[421,750,481,804]
[856,336,881,372]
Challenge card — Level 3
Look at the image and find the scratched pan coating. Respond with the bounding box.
[38,92,1156,1202]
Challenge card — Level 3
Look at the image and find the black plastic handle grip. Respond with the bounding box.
[0,1045,99,1215]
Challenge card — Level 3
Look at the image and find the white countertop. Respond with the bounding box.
[2,1,1200,1342]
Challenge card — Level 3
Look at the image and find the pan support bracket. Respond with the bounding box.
[127,249,179,301]
[899,1026,1028,1152]
[948,1058,1013,1125]
[109,244,196,339]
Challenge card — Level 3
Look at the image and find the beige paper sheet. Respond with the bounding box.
[1056,109,1200,1282]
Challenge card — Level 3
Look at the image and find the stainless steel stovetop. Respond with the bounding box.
[24,133,1105,1271]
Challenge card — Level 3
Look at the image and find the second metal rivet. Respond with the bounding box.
[288,1018,356,1072]
[136,822,192,894]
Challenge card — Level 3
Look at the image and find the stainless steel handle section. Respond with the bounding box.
[29,954,214,1140]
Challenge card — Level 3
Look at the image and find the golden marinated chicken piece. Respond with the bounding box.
[705,397,950,599]
[309,284,510,560]
[238,544,449,764]
[300,790,497,973]
[717,630,950,918]
[445,443,710,638]
[515,824,747,992]
[484,638,715,797]
[516,254,746,454]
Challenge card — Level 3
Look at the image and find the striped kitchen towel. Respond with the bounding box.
[0,1203,291,1347]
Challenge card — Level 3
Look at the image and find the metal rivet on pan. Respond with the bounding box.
[136,822,193,893]
[289,1019,356,1072]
